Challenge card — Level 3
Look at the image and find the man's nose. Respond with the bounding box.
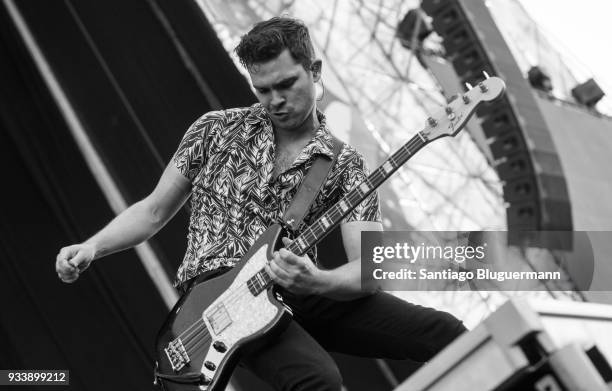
[270,90,285,109]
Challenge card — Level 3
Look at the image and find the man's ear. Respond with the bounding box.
[310,59,322,82]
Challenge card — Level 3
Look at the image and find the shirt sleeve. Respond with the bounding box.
[340,150,382,224]
[172,111,222,181]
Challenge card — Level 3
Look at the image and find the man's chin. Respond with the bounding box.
[271,116,295,129]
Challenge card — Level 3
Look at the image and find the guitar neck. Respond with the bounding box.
[287,129,428,256]
[249,130,429,292]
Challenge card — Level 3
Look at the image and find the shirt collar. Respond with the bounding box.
[308,109,334,159]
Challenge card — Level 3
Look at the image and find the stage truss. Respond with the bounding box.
[196,0,584,326]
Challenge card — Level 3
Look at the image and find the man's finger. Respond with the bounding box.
[270,253,290,276]
[68,251,88,270]
[59,267,78,277]
[265,264,287,288]
[58,246,77,260]
[61,274,78,283]
[269,258,291,281]
[278,248,301,265]
[58,269,79,283]
[56,259,77,276]
[58,247,78,269]
[281,237,293,246]
[56,250,70,266]
[62,258,77,272]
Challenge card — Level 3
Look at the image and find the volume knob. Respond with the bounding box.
[213,341,227,353]
[200,375,211,385]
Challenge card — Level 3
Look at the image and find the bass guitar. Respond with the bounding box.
[154,75,506,390]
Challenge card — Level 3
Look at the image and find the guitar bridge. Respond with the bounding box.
[164,338,190,372]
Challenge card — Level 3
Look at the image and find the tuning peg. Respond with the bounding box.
[479,82,488,93]
[465,82,473,90]
[483,71,490,79]
[462,95,470,104]
[427,117,438,127]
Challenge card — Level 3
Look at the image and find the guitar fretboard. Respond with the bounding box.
[287,131,428,256]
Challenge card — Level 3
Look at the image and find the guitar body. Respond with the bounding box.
[155,224,292,390]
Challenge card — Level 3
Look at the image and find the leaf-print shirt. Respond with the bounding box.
[172,103,381,286]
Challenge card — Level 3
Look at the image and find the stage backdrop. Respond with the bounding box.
[0,0,253,389]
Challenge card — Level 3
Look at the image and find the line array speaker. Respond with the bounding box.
[422,0,572,231]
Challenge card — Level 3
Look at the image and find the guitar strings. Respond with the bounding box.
[178,275,267,352]
[170,135,425,358]
[180,282,259,354]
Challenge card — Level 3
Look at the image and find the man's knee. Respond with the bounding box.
[282,360,342,391]
[432,311,467,352]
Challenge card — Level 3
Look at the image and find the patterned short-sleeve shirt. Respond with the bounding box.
[172,103,381,286]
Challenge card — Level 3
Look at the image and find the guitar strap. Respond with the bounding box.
[281,135,344,233]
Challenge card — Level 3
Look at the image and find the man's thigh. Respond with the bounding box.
[241,320,342,391]
[303,292,466,362]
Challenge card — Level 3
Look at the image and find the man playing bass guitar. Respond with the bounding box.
[56,16,466,391]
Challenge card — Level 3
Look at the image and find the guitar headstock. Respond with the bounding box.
[421,74,506,141]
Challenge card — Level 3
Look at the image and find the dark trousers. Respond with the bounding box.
[241,291,466,391]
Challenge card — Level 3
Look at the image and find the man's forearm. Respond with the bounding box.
[315,259,377,301]
[84,199,165,260]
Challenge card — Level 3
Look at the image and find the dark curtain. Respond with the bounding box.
[0,0,254,389]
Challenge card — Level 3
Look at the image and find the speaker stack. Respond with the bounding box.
[421,0,573,232]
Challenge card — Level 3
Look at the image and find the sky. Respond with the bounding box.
[517,0,612,94]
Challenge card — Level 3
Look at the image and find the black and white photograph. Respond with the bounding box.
[1,0,611,390]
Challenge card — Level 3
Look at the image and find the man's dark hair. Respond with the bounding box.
[235,16,315,71]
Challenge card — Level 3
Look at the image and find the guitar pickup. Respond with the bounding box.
[206,303,232,335]
[164,338,190,372]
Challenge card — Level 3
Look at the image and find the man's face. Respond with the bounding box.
[249,49,320,132]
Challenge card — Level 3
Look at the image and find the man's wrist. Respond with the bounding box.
[312,268,334,296]
[83,240,101,260]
